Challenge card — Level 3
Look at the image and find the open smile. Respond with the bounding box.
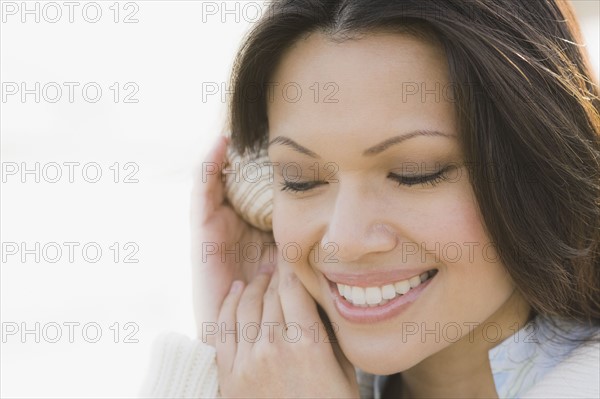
[325,269,438,323]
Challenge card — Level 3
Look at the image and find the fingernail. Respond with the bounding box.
[229,280,242,294]
[258,263,275,274]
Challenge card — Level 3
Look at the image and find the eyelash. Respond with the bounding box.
[279,180,322,193]
[279,167,451,193]
[388,167,450,187]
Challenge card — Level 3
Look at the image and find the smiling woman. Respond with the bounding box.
[140,1,599,398]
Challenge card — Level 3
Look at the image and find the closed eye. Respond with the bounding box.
[279,180,326,193]
[387,168,450,187]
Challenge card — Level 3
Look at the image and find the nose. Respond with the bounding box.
[320,182,398,263]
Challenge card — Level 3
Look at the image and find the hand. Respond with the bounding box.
[215,247,360,398]
[191,135,275,345]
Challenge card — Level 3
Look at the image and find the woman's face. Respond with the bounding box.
[267,32,522,374]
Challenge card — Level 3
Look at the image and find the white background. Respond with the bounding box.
[1,1,598,398]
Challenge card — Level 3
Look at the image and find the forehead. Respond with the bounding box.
[266,31,457,148]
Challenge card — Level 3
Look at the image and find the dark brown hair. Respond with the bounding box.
[228,0,600,325]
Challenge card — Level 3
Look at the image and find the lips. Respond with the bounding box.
[324,268,438,323]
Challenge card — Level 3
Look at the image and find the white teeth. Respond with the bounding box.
[365,287,383,305]
[351,286,366,305]
[343,285,353,301]
[381,284,396,300]
[409,275,421,288]
[394,280,411,295]
[335,271,435,307]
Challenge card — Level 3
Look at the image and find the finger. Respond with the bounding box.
[242,239,278,293]
[260,266,285,343]
[216,280,244,374]
[235,264,275,357]
[277,253,323,334]
[191,134,230,226]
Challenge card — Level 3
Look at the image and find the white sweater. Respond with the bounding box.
[139,317,600,398]
[139,332,219,398]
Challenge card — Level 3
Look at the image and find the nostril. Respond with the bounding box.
[373,223,396,237]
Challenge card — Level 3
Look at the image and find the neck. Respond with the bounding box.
[398,290,531,398]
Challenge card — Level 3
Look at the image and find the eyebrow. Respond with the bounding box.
[268,130,453,158]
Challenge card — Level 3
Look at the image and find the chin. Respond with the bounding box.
[327,316,440,375]
[342,337,432,375]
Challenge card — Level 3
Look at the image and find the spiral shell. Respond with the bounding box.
[223,144,273,232]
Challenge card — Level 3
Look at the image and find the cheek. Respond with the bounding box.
[397,177,493,265]
[399,182,516,317]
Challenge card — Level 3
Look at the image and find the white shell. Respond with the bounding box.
[223,144,273,232]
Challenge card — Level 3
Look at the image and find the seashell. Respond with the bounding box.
[222,143,273,232]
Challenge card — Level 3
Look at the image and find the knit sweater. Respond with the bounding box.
[138,316,599,398]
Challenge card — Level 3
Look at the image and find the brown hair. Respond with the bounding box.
[227,0,600,325]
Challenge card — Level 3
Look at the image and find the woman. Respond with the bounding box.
[140,0,599,397]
